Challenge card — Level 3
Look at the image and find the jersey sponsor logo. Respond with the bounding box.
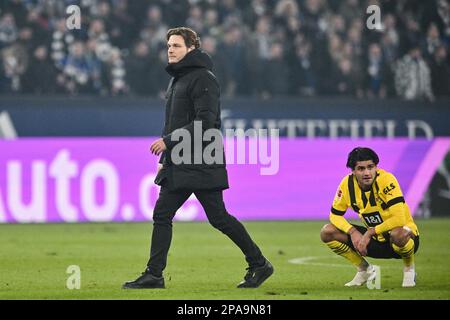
[383,183,396,195]
[362,211,383,227]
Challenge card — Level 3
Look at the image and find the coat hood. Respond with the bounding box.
[165,49,213,77]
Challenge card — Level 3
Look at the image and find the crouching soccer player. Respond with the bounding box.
[320,147,419,287]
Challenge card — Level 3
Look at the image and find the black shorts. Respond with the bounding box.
[346,224,420,259]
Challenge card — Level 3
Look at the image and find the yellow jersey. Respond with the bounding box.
[330,169,419,242]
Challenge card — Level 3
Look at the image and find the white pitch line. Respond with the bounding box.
[288,256,396,269]
[288,256,350,268]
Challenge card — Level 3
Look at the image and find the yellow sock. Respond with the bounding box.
[392,238,415,268]
[326,240,365,267]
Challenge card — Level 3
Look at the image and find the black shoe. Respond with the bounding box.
[237,260,274,288]
[122,272,165,289]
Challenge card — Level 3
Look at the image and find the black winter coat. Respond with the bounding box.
[155,49,229,191]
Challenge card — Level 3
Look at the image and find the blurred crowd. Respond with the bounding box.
[0,0,449,100]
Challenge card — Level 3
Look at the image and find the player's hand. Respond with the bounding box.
[357,228,375,256]
[349,228,363,251]
[357,235,370,256]
[150,138,167,156]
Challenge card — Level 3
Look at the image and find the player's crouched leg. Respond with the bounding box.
[320,224,361,265]
[320,224,334,243]
[390,227,418,287]
[320,224,348,243]
[320,224,374,286]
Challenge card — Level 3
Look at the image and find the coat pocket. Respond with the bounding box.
[154,167,172,187]
[171,165,229,191]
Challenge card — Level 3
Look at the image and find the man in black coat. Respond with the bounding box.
[123,27,273,289]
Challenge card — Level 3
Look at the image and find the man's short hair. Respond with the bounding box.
[346,147,379,170]
[167,27,201,49]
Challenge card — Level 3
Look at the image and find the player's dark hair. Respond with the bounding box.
[167,27,201,49]
[346,147,379,170]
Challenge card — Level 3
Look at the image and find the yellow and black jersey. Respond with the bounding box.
[330,169,419,242]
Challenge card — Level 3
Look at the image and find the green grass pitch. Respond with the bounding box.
[0,219,449,300]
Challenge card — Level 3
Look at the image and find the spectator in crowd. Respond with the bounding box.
[263,42,290,97]
[302,0,326,38]
[0,13,18,49]
[380,15,400,65]
[186,5,204,36]
[338,0,361,25]
[87,19,111,57]
[274,0,300,22]
[401,15,422,55]
[250,16,273,96]
[2,0,27,29]
[21,45,57,94]
[328,33,345,65]
[203,8,222,38]
[125,41,153,96]
[103,47,127,96]
[25,8,51,49]
[0,42,27,93]
[243,0,270,27]
[218,0,239,23]
[59,40,100,94]
[140,5,167,51]
[422,23,445,60]
[290,39,317,96]
[436,0,450,41]
[50,18,74,70]
[201,35,228,92]
[364,43,392,99]
[333,58,357,96]
[152,46,172,98]
[217,25,247,97]
[429,45,450,97]
[395,44,434,101]
[109,0,135,50]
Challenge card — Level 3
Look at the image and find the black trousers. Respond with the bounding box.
[146,187,265,277]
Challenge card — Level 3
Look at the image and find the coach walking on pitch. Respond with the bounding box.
[123,27,273,289]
